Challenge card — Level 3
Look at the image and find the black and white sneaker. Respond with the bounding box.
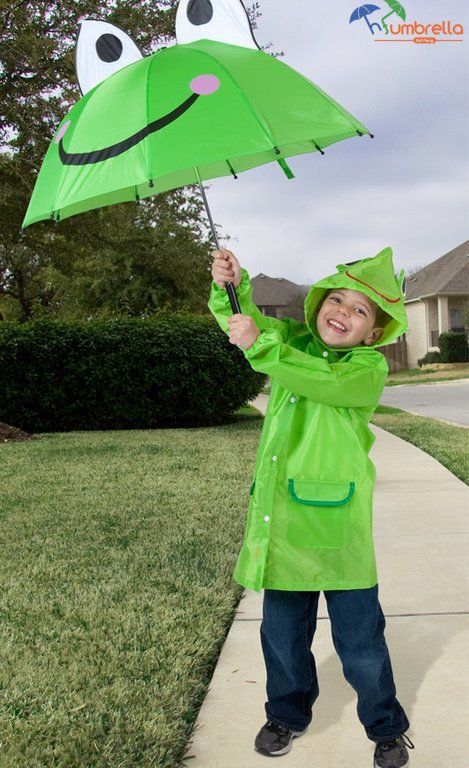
[254,718,308,757]
[373,733,415,768]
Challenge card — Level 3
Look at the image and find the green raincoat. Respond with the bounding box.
[208,247,408,591]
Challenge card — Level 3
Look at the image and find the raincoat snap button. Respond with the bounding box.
[264,515,270,522]
[322,350,329,357]
[272,455,278,462]
[290,396,297,403]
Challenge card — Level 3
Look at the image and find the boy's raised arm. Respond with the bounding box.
[208,249,290,342]
[242,328,389,409]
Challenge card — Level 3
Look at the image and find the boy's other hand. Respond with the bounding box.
[211,248,241,289]
[227,314,260,350]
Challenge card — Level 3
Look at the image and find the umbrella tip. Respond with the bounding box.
[312,140,325,156]
[226,160,238,180]
[369,132,375,139]
[148,179,154,188]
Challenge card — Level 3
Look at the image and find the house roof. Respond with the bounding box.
[251,273,308,306]
[405,240,469,301]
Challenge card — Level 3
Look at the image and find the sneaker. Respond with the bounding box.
[254,718,308,757]
[373,733,415,768]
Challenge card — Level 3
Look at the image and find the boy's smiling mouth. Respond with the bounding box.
[327,318,349,334]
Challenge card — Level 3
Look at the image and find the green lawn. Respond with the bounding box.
[0,413,262,768]
[261,364,469,393]
[1,400,467,767]
[385,364,469,386]
[372,404,469,485]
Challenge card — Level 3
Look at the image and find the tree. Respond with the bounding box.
[0,1,264,321]
[405,263,430,277]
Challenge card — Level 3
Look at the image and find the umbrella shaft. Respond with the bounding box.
[195,167,241,314]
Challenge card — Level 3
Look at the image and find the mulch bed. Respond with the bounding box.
[0,422,40,443]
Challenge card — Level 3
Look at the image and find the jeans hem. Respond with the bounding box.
[369,729,409,744]
[267,716,311,732]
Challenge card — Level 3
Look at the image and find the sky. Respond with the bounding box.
[205,0,469,284]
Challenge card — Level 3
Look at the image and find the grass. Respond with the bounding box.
[1,397,467,766]
[385,364,469,386]
[0,412,263,768]
[371,404,469,485]
[260,365,469,393]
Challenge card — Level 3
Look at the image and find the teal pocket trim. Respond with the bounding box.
[287,479,355,507]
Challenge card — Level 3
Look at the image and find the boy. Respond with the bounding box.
[208,246,415,768]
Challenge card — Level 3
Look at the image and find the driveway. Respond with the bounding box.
[380,379,469,427]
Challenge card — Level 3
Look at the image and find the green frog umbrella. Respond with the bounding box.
[22,0,373,312]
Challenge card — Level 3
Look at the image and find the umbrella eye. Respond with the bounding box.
[176,0,260,49]
[187,0,214,25]
[75,19,143,96]
[96,33,123,63]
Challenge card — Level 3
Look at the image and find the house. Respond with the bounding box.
[251,273,309,323]
[404,240,469,368]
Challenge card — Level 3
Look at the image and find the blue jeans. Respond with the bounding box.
[260,584,410,743]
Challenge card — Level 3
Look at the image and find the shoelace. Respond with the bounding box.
[266,719,290,736]
[379,733,415,751]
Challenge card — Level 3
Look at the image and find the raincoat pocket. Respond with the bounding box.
[286,479,355,549]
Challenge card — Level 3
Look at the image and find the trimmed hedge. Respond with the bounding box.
[0,317,266,431]
[438,331,469,363]
[417,351,441,366]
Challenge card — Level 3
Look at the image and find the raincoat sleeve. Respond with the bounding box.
[243,329,388,408]
[207,267,291,342]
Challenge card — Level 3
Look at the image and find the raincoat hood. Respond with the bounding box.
[304,247,408,352]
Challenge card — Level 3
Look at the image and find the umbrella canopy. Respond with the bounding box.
[22,3,372,229]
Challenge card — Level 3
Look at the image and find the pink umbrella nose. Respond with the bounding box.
[55,120,71,144]
[190,74,220,96]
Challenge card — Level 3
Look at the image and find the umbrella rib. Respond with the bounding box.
[289,68,371,138]
[191,46,281,156]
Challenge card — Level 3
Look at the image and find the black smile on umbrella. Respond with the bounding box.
[58,92,199,166]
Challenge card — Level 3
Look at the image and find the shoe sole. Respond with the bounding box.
[254,725,309,757]
[373,761,409,768]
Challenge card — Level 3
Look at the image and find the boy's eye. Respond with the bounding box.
[329,296,366,316]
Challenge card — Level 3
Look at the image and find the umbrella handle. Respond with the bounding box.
[195,168,241,315]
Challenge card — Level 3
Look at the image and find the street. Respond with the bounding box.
[380,379,469,427]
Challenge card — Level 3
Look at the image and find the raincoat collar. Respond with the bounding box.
[304,247,409,354]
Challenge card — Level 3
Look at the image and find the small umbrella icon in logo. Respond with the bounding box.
[381,0,406,34]
[349,5,382,35]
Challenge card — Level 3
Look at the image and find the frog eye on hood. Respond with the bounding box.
[75,19,143,96]
[176,0,260,49]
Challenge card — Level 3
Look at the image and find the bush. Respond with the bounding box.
[418,351,441,367]
[438,331,469,363]
[0,316,266,431]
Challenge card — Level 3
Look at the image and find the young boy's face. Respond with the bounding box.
[316,288,384,348]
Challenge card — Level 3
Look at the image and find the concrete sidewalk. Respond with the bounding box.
[182,395,469,768]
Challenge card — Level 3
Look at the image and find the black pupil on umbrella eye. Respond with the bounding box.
[187,0,214,25]
[96,34,123,63]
